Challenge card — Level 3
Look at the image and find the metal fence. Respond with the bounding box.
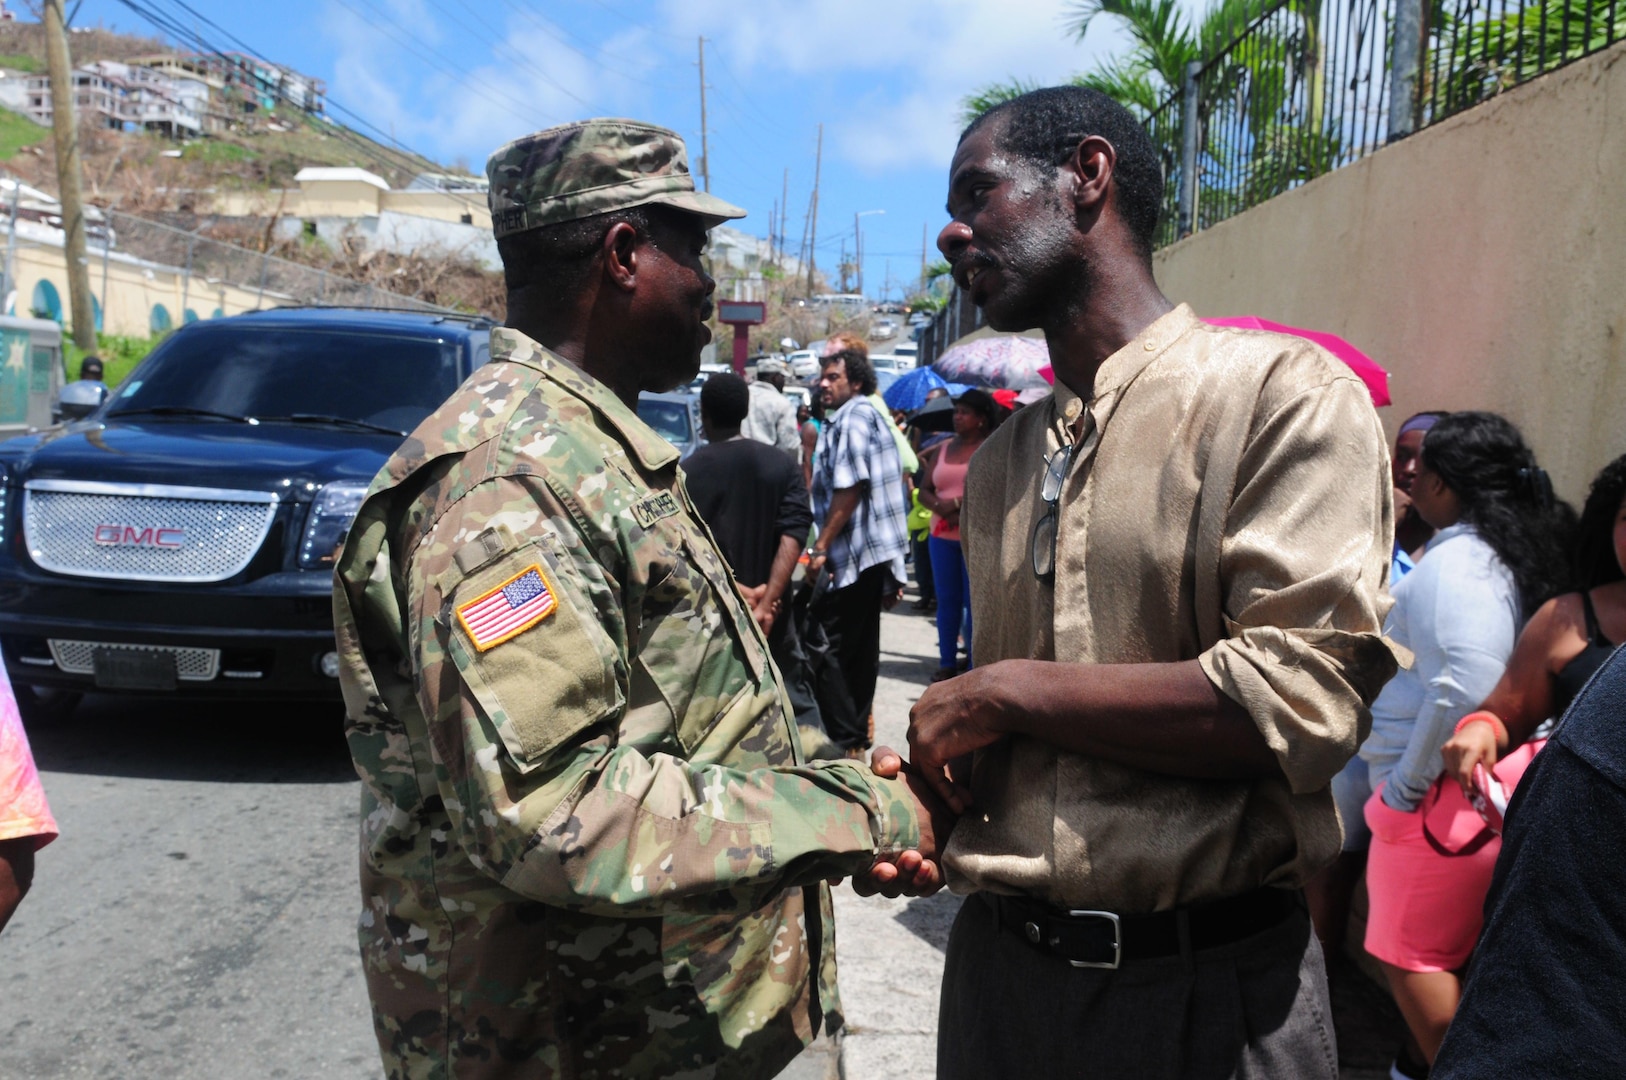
[97,210,454,317]
[1154,0,1625,245]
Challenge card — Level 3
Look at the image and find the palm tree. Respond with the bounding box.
[960,0,1267,124]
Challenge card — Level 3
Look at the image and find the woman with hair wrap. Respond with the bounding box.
[1439,452,1626,795]
[1359,412,1575,1074]
[1391,412,1450,580]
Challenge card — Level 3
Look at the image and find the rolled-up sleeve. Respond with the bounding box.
[1198,376,1401,794]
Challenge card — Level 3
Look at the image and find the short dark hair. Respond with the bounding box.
[961,86,1164,260]
[497,203,689,294]
[700,372,750,429]
[822,348,876,396]
[1575,453,1626,590]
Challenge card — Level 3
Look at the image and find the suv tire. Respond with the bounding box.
[16,686,81,724]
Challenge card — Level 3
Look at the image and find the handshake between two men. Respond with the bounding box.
[848,664,1015,899]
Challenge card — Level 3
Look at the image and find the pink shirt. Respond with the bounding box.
[0,670,58,850]
[930,445,970,541]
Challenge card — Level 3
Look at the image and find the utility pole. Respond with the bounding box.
[43,0,96,354]
[779,168,789,268]
[920,222,928,289]
[767,202,776,264]
[805,123,821,295]
[853,212,860,296]
[696,37,710,193]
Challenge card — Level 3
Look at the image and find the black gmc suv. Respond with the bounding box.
[0,306,492,720]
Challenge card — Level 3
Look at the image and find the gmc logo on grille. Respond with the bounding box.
[93,525,186,548]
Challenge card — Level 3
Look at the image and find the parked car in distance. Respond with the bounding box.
[787,350,820,378]
[0,306,493,721]
[871,318,897,341]
[893,341,919,363]
[877,301,907,315]
[782,385,811,414]
[638,390,703,459]
[870,354,900,372]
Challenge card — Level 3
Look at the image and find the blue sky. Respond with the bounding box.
[74,0,1130,298]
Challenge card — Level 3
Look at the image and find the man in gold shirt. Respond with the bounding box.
[898,87,1398,1076]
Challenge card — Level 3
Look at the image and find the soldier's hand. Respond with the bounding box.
[908,665,1008,810]
[850,746,957,899]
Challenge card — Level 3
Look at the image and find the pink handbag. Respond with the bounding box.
[1422,739,1545,854]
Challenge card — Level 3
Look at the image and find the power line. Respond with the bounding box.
[110,0,487,215]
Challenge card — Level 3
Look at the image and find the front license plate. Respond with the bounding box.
[93,648,178,691]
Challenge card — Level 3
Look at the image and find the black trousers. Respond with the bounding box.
[912,533,935,602]
[808,563,890,749]
[767,604,827,751]
[938,892,1338,1080]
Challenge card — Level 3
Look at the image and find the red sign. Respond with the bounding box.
[717,300,766,325]
[94,525,185,548]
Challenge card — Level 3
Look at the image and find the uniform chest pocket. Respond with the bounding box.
[634,533,765,754]
[440,536,625,769]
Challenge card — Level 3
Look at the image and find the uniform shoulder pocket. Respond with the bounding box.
[440,535,625,768]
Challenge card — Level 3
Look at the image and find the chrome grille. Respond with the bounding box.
[24,480,279,583]
[48,639,221,681]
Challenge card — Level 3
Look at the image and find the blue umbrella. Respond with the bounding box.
[883,367,950,412]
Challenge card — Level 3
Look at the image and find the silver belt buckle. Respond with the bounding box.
[1065,909,1122,969]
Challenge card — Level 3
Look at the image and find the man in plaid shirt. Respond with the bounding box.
[808,347,910,754]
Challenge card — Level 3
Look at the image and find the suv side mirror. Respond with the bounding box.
[53,380,109,423]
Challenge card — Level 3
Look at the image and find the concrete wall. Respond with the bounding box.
[10,241,267,336]
[210,186,491,231]
[1153,39,1626,505]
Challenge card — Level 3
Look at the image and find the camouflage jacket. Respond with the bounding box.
[332,327,922,1080]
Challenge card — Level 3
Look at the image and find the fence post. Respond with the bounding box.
[100,228,110,331]
[1177,60,1202,239]
[180,235,194,320]
[256,250,270,308]
[1388,0,1427,140]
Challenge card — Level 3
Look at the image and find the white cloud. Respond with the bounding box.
[320,0,653,167]
[659,0,1129,173]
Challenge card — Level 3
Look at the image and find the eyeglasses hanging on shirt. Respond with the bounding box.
[1031,411,1098,581]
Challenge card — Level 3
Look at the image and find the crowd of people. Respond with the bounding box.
[4,86,1622,1080]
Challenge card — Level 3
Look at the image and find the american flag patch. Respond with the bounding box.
[455,564,559,651]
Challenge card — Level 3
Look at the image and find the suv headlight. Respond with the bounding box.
[299,481,368,570]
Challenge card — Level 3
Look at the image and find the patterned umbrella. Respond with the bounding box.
[931,335,1051,390]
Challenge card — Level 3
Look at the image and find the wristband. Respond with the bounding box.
[1455,710,1508,745]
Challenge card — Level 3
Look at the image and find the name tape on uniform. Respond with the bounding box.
[456,564,559,651]
[631,491,681,529]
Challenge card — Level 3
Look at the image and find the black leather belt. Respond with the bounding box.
[985,887,1301,969]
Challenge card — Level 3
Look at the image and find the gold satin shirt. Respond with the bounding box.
[947,304,1398,912]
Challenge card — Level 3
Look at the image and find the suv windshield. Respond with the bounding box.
[108,325,463,433]
[638,398,692,446]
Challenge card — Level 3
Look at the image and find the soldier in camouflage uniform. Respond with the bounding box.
[332,118,950,1079]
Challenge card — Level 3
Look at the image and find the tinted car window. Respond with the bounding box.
[638,399,692,446]
[109,326,463,432]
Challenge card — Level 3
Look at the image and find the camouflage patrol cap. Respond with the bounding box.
[486,118,746,239]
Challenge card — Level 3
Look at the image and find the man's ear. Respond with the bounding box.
[602,220,640,293]
[1064,134,1117,220]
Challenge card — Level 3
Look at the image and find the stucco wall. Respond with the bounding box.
[1153,39,1626,505]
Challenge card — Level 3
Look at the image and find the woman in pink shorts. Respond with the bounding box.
[1358,413,1573,1072]
[0,665,58,933]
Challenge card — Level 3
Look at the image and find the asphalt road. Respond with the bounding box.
[1,695,377,1079]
